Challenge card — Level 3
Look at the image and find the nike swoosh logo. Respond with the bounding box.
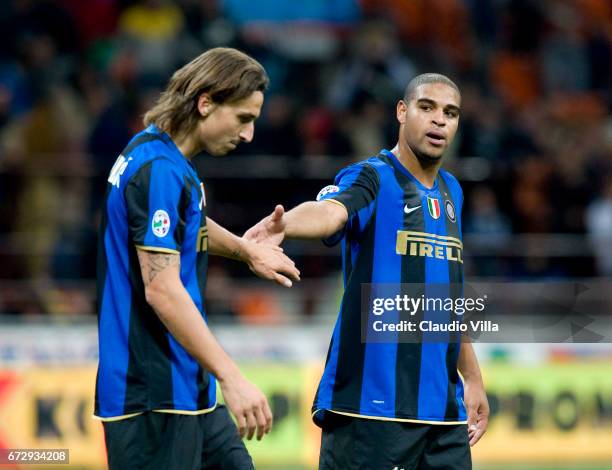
[404,205,421,214]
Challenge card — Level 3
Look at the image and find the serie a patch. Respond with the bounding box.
[316,185,340,201]
[152,210,171,237]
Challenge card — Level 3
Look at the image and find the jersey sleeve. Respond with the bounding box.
[317,163,379,246]
[124,158,186,253]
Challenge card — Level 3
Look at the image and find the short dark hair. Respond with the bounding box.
[403,73,460,102]
[144,47,269,139]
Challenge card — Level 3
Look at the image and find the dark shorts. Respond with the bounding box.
[103,405,253,470]
[318,412,471,470]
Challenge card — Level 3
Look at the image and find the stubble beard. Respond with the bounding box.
[411,144,444,168]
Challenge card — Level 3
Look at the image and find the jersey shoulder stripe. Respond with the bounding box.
[438,169,463,199]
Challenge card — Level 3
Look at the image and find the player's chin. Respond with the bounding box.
[425,142,446,156]
[417,148,445,163]
[211,146,233,157]
[224,142,239,154]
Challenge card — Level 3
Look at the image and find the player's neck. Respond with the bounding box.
[173,132,200,160]
[392,143,441,189]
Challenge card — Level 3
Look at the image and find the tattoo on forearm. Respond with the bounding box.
[144,253,180,283]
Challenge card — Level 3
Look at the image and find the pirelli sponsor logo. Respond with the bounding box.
[197,226,208,252]
[396,230,463,263]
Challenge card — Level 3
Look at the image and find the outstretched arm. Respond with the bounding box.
[136,248,272,440]
[458,339,489,446]
[244,200,348,244]
[206,217,300,287]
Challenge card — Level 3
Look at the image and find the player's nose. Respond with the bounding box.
[432,109,446,126]
[239,122,255,143]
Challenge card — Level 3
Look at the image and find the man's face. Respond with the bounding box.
[397,83,461,161]
[198,91,264,156]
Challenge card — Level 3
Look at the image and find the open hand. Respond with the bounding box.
[244,205,286,246]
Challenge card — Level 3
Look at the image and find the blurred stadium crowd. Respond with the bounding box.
[0,0,611,317]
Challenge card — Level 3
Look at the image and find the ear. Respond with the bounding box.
[396,100,407,124]
[197,93,215,118]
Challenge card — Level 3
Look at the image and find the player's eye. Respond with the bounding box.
[420,105,432,111]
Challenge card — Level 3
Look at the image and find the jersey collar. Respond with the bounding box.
[379,149,439,192]
[145,125,198,173]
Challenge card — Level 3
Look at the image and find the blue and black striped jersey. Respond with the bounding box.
[313,149,467,425]
[95,125,215,420]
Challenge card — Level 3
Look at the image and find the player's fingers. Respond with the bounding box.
[272,205,285,221]
[274,273,293,288]
[275,252,295,265]
[467,407,477,427]
[254,406,267,441]
[467,409,478,436]
[263,399,273,434]
[280,262,300,281]
[469,426,485,447]
[279,264,301,282]
[469,416,487,446]
[235,413,247,439]
[245,410,257,440]
[275,253,300,275]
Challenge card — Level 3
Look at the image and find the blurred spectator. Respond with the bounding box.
[586,178,612,276]
[60,0,119,47]
[511,157,555,233]
[118,0,187,83]
[1,82,88,279]
[466,186,512,236]
[465,185,512,277]
[298,105,335,156]
[326,20,415,110]
[233,289,285,324]
[249,95,300,156]
[540,1,590,93]
[361,0,474,71]
[181,0,238,49]
[456,84,503,160]
[344,95,390,158]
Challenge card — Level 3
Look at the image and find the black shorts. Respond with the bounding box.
[318,412,471,470]
[103,405,253,470]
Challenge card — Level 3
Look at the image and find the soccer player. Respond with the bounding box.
[245,74,489,469]
[95,48,301,470]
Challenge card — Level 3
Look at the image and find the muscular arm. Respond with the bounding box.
[136,248,272,440]
[457,340,483,384]
[137,249,233,377]
[283,201,348,239]
[244,201,348,245]
[458,339,489,446]
[207,217,248,260]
